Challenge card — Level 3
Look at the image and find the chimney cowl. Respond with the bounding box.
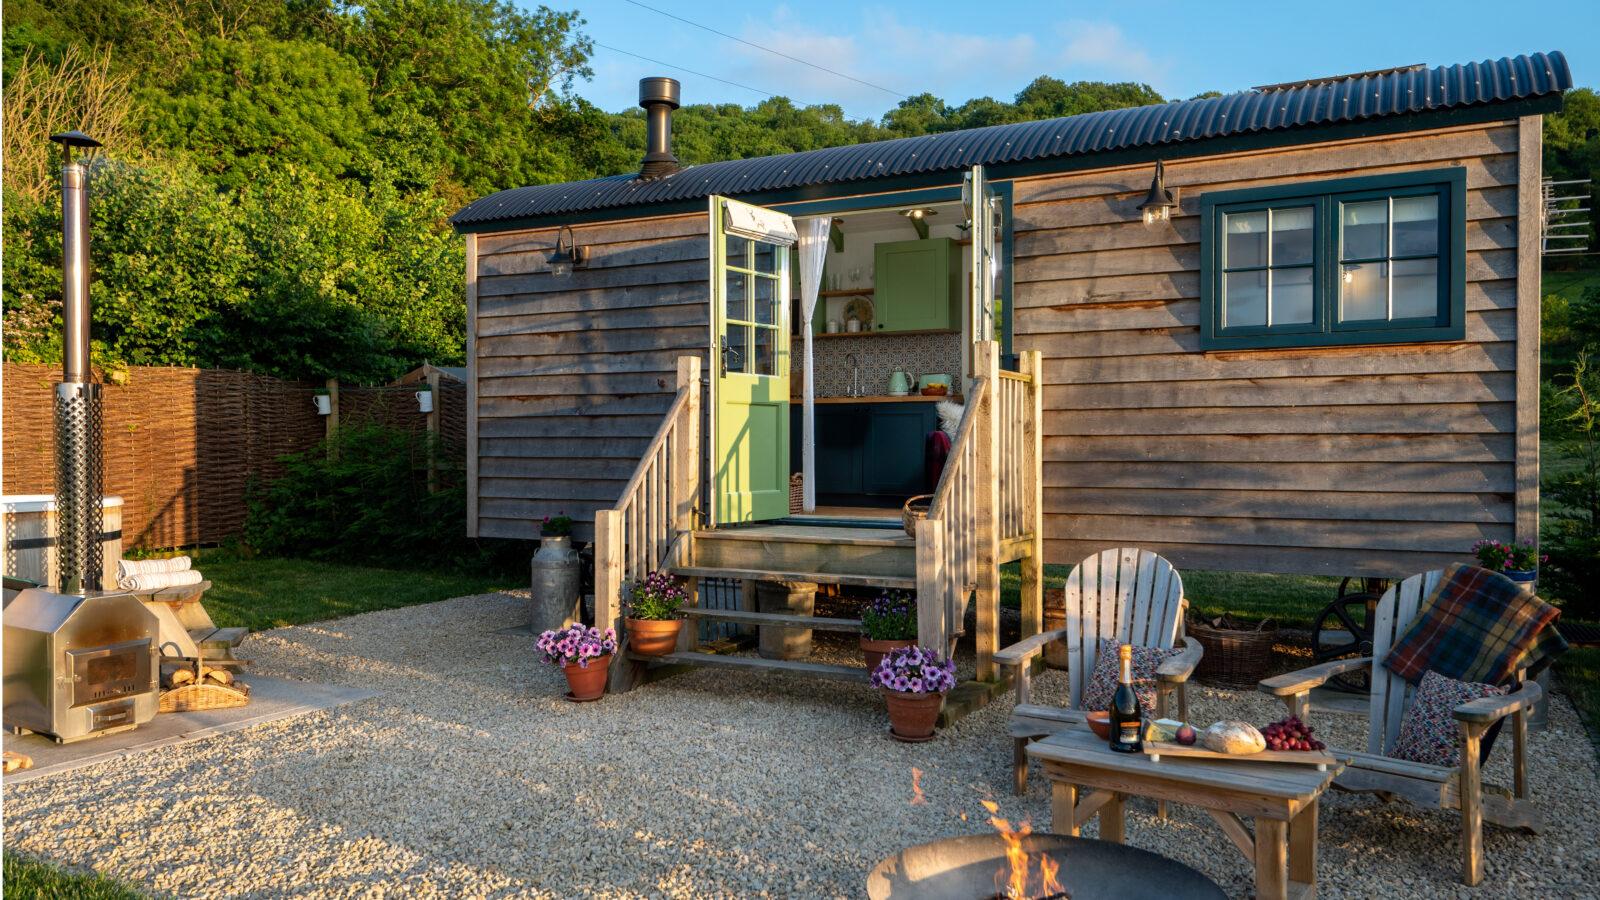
[637,76,682,181]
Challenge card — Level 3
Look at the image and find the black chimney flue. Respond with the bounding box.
[638,77,682,180]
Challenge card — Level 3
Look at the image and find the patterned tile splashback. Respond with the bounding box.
[795,332,964,398]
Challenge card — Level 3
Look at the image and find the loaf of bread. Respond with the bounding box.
[1203,720,1266,755]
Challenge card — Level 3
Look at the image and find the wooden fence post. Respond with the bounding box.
[324,377,340,458]
[425,369,441,494]
[975,341,1001,681]
[1019,349,1044,640]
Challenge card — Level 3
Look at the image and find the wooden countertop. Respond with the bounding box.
[798,394,962,404]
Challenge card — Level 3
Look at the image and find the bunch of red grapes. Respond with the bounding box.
[1261,715,1325,752]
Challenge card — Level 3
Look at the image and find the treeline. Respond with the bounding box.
[3,0,1596,384]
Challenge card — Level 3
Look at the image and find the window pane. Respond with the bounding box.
[752,327,776,375]
[1392,195,1439,257]
[1340,261,1388,321]
[725,235,749,268]
[1271,267,1315,325]
[1341,200,1387,260]
[723,324,746,373]
[1271,207,1315,266]
[1224,269,1267,327]
[725,272,747,322]
[1224,211,1268,268]
[752,241,777,274]
[1392,258,1438,319]
[753,276,776,325]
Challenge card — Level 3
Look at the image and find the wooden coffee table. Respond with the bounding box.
[1026,726,1345,900]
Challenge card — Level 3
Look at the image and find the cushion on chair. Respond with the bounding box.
[1387,670,1510,768]
[1078,639,1181,716]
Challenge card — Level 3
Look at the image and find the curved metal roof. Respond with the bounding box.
[452,51,1570,228]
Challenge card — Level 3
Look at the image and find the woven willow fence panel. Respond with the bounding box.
[3,365,466,550]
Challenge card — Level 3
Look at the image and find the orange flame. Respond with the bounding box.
[982,799,1061,899]
[910,767,927,805]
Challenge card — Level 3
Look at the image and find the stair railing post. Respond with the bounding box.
[594,508,626,684]
[675,357,702,534]
[916,520,945,652]
[975,341,1002,681]
[1019,349,1044,639]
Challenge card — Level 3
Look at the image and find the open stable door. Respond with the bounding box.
[711,196,796,525]
[965,165,1002,344]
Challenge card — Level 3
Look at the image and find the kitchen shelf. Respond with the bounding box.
[793,329,959,340]
[817,288,874,297]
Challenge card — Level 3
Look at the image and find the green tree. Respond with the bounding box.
[1543,87,1600,244]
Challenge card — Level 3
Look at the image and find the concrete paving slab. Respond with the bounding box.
[2,675,377,785]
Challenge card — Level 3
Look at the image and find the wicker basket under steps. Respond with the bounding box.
[159,680,251,713]
[790,473,805,514]
[901,495,932,538]
[1188,615,1278,690]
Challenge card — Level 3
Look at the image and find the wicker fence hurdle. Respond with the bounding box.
[1,363,466,551]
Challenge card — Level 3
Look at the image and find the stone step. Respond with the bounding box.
[680,607,862,632]
[628,650,871,683]
[672,565,914,591]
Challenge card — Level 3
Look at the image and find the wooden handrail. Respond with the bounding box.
[613,386,692,505]
[927,376,987,519]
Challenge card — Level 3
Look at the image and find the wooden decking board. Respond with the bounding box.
[629,651,871,682]
[694,525,913,547]
[680,608,863,631]
[671,565,915,590]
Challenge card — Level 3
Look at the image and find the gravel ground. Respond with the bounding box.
[6,590,1599,900]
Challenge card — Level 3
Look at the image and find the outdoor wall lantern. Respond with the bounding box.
[548,224,589,277]
[1136,160,1179,226]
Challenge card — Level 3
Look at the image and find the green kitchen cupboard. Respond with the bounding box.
[873,237,961,332]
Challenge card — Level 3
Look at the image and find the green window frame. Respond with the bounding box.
[1199,168,1467,350]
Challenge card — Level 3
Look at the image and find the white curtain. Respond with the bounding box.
[796,217,831,511]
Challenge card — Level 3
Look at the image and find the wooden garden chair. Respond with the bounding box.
[995,547,1203,795]
[1259,570,1544,886]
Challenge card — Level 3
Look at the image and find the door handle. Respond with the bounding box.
[721,344,741,377]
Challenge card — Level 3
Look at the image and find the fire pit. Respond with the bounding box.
[867,833,1224,900]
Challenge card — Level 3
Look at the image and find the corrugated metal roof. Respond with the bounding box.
[451,51,1570,228]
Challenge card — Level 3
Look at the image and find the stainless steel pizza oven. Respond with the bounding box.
[3,586,159,742]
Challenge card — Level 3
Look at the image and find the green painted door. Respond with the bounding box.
[712,197,794,524]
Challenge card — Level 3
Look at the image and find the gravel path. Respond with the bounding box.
[6,590,1599,899]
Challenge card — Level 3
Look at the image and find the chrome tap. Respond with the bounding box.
[845,353,861,397]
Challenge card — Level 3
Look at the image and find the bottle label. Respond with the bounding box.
[1118,722,1141,744]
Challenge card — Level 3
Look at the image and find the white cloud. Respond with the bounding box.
[1054,20,1171,85]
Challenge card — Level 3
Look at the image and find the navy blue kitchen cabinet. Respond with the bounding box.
[792,402,938,500]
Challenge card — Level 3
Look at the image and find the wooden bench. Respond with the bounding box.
[127,580,250,665]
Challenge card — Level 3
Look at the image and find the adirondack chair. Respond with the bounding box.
[1259,570,1544,887]
[995,548,1202,795]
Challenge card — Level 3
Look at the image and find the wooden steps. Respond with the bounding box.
[628,651,871,683]
[681,608,863,632]
[672,565,914,590]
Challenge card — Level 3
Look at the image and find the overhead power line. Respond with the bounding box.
[593,42,880,122]
[617,0,907,100]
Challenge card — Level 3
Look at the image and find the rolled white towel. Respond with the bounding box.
[118,569,204,592]
[117,556,193,581]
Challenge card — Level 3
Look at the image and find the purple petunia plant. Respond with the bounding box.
[626,570,688,621]
[1472,539,1546,573]
[860,590,917,641]
[871,645,958,695]
[536,623,617,668]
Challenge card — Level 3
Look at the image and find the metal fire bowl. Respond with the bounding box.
[867,833,1226,900]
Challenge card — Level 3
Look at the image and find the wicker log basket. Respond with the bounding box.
[159,680,250,713]
[901,495,932,538]
[789,473,805,514]
[1188,614,1279,690]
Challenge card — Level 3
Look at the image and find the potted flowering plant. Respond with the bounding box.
[872,645,958,742]
[1472,539,1546,586]
[536,623,617,702]
[860,590,918,673]
[625,571,688,656]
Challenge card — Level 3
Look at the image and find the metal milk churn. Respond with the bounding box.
[529,535,581,634]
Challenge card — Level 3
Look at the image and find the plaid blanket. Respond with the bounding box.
[1382,564,1568,687]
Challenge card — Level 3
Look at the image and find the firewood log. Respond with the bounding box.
[3,751,34,773]
[170,668,195,687]
[206,668,235,686]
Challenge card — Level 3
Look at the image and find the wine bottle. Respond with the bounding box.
[1108,643,1143,753]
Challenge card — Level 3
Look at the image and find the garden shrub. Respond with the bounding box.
[244,423,525,576]
[1541,349,1600,621]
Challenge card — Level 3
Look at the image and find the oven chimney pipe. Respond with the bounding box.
[637,77,682,180]
[50,130,105,593]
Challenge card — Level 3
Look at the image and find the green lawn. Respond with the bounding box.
[1543,257,1600,300]
[3,854,156,900]
[194,553,519,631]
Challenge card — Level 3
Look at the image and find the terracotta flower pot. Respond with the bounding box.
[860,637,915,675]
[626,617,682,656]
[882,688,947,742]
[561,654,610,702]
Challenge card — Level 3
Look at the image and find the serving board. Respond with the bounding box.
[1143,741,1340,770]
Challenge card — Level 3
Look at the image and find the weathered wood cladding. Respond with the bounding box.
[473,213,710,540]
[1010,120,1528,576]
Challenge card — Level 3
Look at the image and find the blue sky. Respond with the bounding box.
[551,0,1595,121]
